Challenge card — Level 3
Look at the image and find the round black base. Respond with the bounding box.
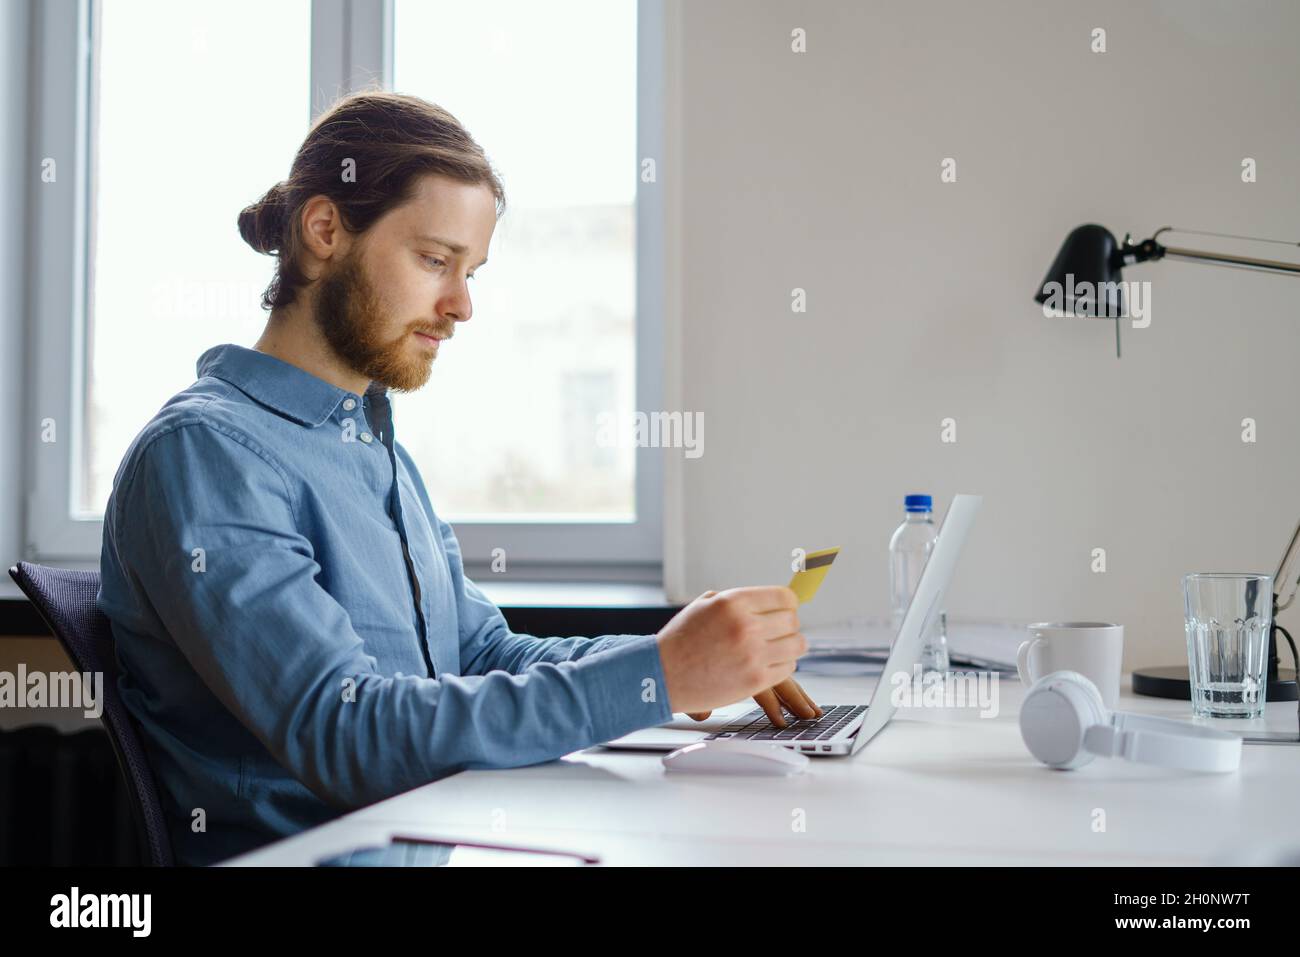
[1131,664,1299,701]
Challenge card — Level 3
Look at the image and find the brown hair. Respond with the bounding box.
[238,90,506,311]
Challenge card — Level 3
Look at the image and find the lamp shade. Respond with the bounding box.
[1034,224,1125,318]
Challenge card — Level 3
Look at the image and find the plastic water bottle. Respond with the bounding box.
[888,494,949,672]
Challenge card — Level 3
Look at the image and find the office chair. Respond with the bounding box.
[8,562,174,866]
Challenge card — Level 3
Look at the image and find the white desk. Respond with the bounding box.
[224,672,1300,866]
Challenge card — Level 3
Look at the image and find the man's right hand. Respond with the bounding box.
[655,586,807,716]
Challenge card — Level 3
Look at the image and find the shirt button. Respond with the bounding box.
[342,398,357,411]
[360,432,373,443]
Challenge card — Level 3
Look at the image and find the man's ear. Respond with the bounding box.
[297,195,348,278]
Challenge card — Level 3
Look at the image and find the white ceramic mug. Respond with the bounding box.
[1017,622,1124,709]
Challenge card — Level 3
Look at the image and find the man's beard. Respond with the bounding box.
[313,248,435,394]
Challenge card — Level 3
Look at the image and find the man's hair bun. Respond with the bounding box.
[237,181,290,254]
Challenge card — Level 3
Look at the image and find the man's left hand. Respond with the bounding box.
[686,675,822,728]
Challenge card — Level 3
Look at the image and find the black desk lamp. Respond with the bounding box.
[1034,224,1300,357]
[1034,224,1300,702]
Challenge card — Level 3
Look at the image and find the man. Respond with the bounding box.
[98,91,818,866]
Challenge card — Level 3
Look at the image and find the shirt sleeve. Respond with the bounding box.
[118,422,673,811]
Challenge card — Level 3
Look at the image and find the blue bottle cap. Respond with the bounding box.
[904,494,932,512]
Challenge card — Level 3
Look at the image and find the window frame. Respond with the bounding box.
[26,0,96,563]
[24,0,670,582]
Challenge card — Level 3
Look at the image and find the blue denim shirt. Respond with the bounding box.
[97,343,671,866]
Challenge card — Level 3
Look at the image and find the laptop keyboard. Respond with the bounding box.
[705,704,867,742]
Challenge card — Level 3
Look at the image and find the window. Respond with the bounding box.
[26,0,665,578]
[84,0,311,516]
[392,0,639,524]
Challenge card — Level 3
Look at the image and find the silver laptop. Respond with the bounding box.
[601,493,982,757]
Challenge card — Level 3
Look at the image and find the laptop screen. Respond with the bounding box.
[851,494,982,754]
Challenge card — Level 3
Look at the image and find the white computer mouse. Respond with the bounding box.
[661,739,810,776]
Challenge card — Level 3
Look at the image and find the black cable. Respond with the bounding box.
[1276,623,1299,730]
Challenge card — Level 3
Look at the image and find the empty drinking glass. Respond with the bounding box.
[1183,573,1273,718]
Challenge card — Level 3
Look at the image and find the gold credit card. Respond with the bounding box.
[787,547,840,604]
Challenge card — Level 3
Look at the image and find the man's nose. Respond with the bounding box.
[440,291,472,325]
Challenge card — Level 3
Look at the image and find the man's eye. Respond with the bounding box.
[423,255,475,281]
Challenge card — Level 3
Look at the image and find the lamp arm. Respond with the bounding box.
[1161,246,1300,276]
[1275,518,1300,613]
[1119,226,1300,277]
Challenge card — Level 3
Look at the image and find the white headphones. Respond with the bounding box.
[1019,670,1242,773]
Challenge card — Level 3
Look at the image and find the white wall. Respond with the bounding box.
[666,0,1300,670]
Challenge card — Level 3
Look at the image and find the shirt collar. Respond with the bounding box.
[197,343,386,428]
